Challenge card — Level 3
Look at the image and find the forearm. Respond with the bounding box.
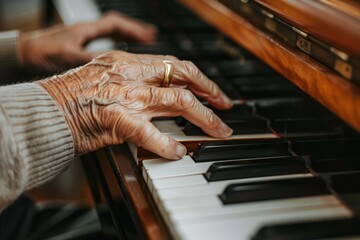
[0,82,74,212]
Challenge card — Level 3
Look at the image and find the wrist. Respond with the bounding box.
[36,63,110,155]
[18,32,37,70]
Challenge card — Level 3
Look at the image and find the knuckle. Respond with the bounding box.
[182,60,202,78]
[178,89,195,109]
[165,55,178,60]
[106,11,117,17]
[182,60,197,71]
[157,89,174,107]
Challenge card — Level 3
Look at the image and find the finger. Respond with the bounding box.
[63,50,104,67]
[146,88,233,138]
[128,120,187,160]
[136,53,179,62]
[171,60,233,109]
[79,12,158,44]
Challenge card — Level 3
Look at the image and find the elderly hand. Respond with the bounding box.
[37,51,233,159]
[19,12,157,73]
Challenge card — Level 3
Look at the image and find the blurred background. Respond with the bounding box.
[0,0,94,207]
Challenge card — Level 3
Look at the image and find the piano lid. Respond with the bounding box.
[180,0,360,133]
[255,0,360,58]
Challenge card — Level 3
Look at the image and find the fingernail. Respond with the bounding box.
[220,122,233,137]
[222,95,233,107]
[176,144,187,158]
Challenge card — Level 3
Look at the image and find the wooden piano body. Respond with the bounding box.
[52,0,360,239]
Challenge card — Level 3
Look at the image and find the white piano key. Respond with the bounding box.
[175,205,352,240]
[156,173,312,200]
[152,175,208,190]
[151,119,277,142]
[142,155,196,171]
[152,120,184,134]
[168,195,341,222]
[147,163,211,181]
[162,195,223,211]
[145,154,297,181]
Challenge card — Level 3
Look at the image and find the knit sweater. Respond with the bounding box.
[0,31,75,212]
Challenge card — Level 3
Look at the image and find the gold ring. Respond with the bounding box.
[162,60,173,87]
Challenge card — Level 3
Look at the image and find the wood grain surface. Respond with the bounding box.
[180,0,360,132]
[256,0,360,58]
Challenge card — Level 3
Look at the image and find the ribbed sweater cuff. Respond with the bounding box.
[0,30,20,71]
[0,83,74,209]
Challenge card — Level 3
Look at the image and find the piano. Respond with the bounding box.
[53,0,360,239]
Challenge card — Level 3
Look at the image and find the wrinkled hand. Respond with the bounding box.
[37,51,233,159]
[19,12,157,73]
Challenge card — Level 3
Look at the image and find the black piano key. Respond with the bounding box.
[256,101,335,120]
[176,104,255,127]
[271,118,344,138]
[236,84,301,99]
[292,138,360,160]
[213,104,254,121]
[331,173,360,194]
[310,157,360,173]
[192,139,291,162]
[219,177,329,204]
[191,60,221,78]
[331,173,360,214]
[204,156,307,182]
[218,60,276,77]
[230,75,289,86]
[252,218,360,240]
[212,77,241,99]
[175,116,188,126]
[183,118,271,136]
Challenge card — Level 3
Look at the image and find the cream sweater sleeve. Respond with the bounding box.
[0,83,75,212]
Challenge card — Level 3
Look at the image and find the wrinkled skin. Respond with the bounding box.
[38,51,233,159]
[19,12,157,73]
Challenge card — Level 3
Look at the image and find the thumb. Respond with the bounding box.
[68,50,106,66]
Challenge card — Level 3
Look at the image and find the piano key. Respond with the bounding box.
[253,217,360,240]
[271,118,344,138]
[218,60,276,77]
[175,204,351,240]
[145,145,299,184]
[256,100,334,119]
[149,157,308,189]
[192,139,291,163]
[230,75,289,86]
[156,173,312,201]
[183,118,271,136]
[175,104,254,126]
[152,174,208,190]
[331,173,360,194]
[219,177,330,204]
[146,163,212,183]
[212,77,241,99]
[142,155,197,171]
[204,156,307,181]
[310,157,360,173]
[151,119,277,142]
[162,195,223,211]
[169,195,340,223]
[236,83,301,99]
[292,138,360,159]
[330,173,360,214]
